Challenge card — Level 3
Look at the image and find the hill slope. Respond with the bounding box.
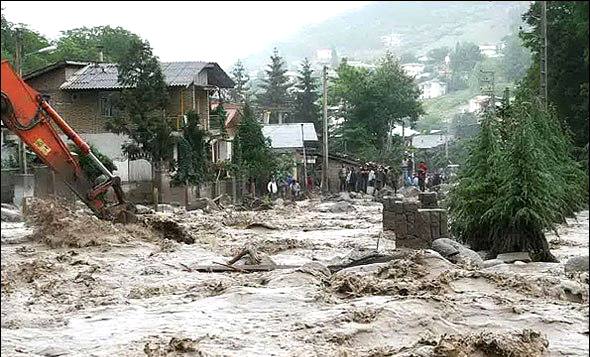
[245,1,529,69]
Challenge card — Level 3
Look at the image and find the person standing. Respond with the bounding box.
[367,166,376,195]
[267,176,278,199]
[338,165,347,192]
[417,161,428,192]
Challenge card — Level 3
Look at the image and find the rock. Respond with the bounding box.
[398,186,421,198]
[513,260,527,266]
[187,198,219,213]
[156,204,175,213]
[274,198,284,206]
[297,262,331,279]
[565,255,589,273]
[320,201,356,213]
[418,192,438,208]
[135,204,155,214]
[496,252,532,264]
[454,248,484,268]
[338,191,352,201]
[431,238,459,258]
[349,191,360,199]
[1,207,23,222]
[482,259,504,268]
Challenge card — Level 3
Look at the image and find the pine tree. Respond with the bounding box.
[293,58,320,128]
[447,113,501,251]
[258,48,292,121]
[230,60,250,103]
[232,102,276,194]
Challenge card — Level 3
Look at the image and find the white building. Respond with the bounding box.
[418,79,447,99]
[468,95,491,113]
[401,63,425,77]
[479,44,503,58]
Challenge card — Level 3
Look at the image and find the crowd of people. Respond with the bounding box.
[338,164,397,195]
[267,174,310,200]
[402,156,445,192]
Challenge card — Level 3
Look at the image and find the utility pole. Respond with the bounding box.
[540,0,548,109]
[321,65,329,193]
[301,123,308,192]
[14,28,28,175]
[479,69,495,114]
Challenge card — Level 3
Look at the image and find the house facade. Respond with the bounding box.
[418,79,447,99]
[23,60,234,182]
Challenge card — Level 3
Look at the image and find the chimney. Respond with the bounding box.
[96,45,104,62]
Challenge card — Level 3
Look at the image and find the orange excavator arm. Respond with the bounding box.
[1,60,134,222]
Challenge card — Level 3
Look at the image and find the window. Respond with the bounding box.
[99,92,119,117]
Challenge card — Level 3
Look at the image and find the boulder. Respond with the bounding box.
[1,206,23,222]
[274,198,284,206]
[431,238,459,258]
[326,201,356,213]
[337,191,352,202]
[496,252,532,264]
[156,204,176,213]
[565,255,589,273]
[135,204,155,214]
[482,259,504,268]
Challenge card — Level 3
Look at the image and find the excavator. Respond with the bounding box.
[1,59,136,223]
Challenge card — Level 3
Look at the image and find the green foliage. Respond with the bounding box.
[1,12,141,73]
[426,47,450,64]
[232,102,276,180]
[519,1,589,147]
[448,91,587,261]
[230,60,251,103]
[1,13,55,73]
[69,144,117,182]
[258,48,292,121]
[54,26,141,63]
[173,111,210,185]
[293,58,320,128]
[449,42,483,73]
[105,39,174,165]
[331,52,423,158]
[500,32,531,82]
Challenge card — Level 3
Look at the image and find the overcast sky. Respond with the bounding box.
[2,1,370,69]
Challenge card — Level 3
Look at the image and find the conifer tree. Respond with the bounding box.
[230,60,250,102]
[258,48,292,121]
[293,57,320,128]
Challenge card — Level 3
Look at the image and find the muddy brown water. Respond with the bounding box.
[1,199,588,356]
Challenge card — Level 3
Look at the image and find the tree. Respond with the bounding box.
[232,102,276,194]
[293,58,320,128]
[1,12,55,73]
[449,42,483,73]
[519,1,589,147]
[426,46,450,64]
[54,26,141,63]
[448,92,586,262]
[173,111,210,185]
[229,60,250,103]
[331,52,423,162]
[105,39,173,168]
[258,48,292,122]
[501,32,531,82]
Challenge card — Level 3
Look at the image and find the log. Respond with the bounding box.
[193,264,298,273]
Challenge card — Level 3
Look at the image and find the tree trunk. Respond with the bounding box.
[490,228,558,263]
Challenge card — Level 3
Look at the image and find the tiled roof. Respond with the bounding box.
[24,61,89,81]
[262,123,319,149]
[60,61,233,90]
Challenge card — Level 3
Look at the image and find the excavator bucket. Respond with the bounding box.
[1,60,136,222]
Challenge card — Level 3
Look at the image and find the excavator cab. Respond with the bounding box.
[1,60,136,223]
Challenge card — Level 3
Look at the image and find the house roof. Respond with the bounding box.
[412,134,454,149]
[60,61,234,90]
[210,101,242,128]
[391,125,419,137]
[261,123,318,149]
[23,61,89,81]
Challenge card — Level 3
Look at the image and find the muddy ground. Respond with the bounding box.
[1,197,588,356]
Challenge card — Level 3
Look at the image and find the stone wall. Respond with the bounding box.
[382,192,449,248]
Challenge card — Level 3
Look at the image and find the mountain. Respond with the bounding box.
[244,1,530,70]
